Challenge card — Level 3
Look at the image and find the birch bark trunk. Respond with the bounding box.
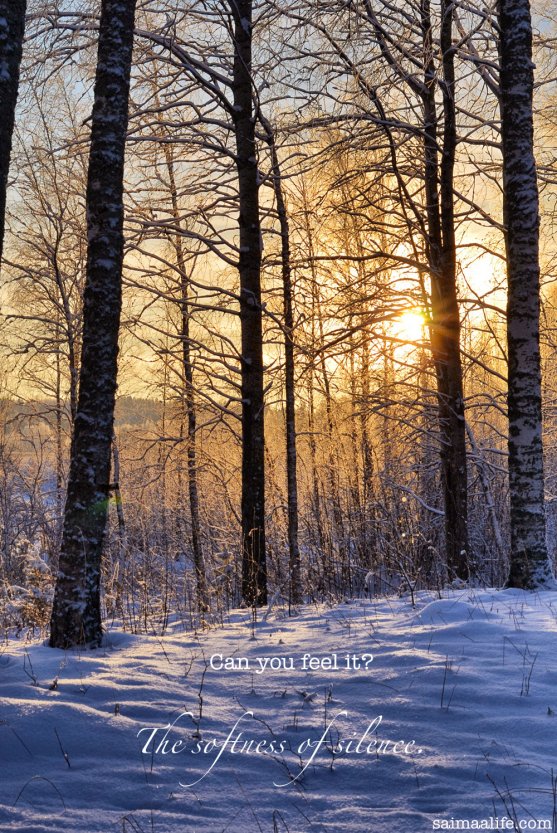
[49,0,137,647]
[0,0,26,266]
[499,0,554,587]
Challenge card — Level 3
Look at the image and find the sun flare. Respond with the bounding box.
[392,309,426,344]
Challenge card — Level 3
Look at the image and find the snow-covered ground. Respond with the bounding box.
[1,589,557,832]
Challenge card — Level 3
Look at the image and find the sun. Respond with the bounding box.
[392,309,426,344]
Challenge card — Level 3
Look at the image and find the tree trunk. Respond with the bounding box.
[300,188,326,572]
[230,0,267,607]
[499,0,554,588]
[261,119,302,605]
[49,0,137,648]
[112,434,126,544]
[0,0,26,266]
[421,0,469,580]
[55,317,64,523]
[162,143,209,616]
[318,309,347,594]
[359,326,376,565]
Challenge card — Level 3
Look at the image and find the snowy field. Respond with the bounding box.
[1,589,557,832]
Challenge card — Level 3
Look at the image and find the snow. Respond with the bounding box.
[414,598,498,624]
[1,589,557,831]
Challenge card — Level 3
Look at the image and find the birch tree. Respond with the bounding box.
[49,0,137,648]
[499,0,555,588]
[0,0,26,266]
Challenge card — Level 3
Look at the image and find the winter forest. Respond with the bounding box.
[4,1,557,831]
[1,0,555,643]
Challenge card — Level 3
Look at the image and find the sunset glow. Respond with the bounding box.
[392,309,427,344]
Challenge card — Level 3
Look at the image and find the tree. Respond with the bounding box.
[49,0,137,648]
[132,0,269,607]
[499,0,555,588]
[3,87,88,520]
[0,0,27,266]
[231,0,267,607]
[163,142,209,616]
[420,0,469,580]
[259,114,302,605]
[131,122,211,617]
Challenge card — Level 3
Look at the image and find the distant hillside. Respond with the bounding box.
[115,396,163,426]
[0,397,163,429]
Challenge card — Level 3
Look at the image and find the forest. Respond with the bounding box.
[0,0,556,647]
